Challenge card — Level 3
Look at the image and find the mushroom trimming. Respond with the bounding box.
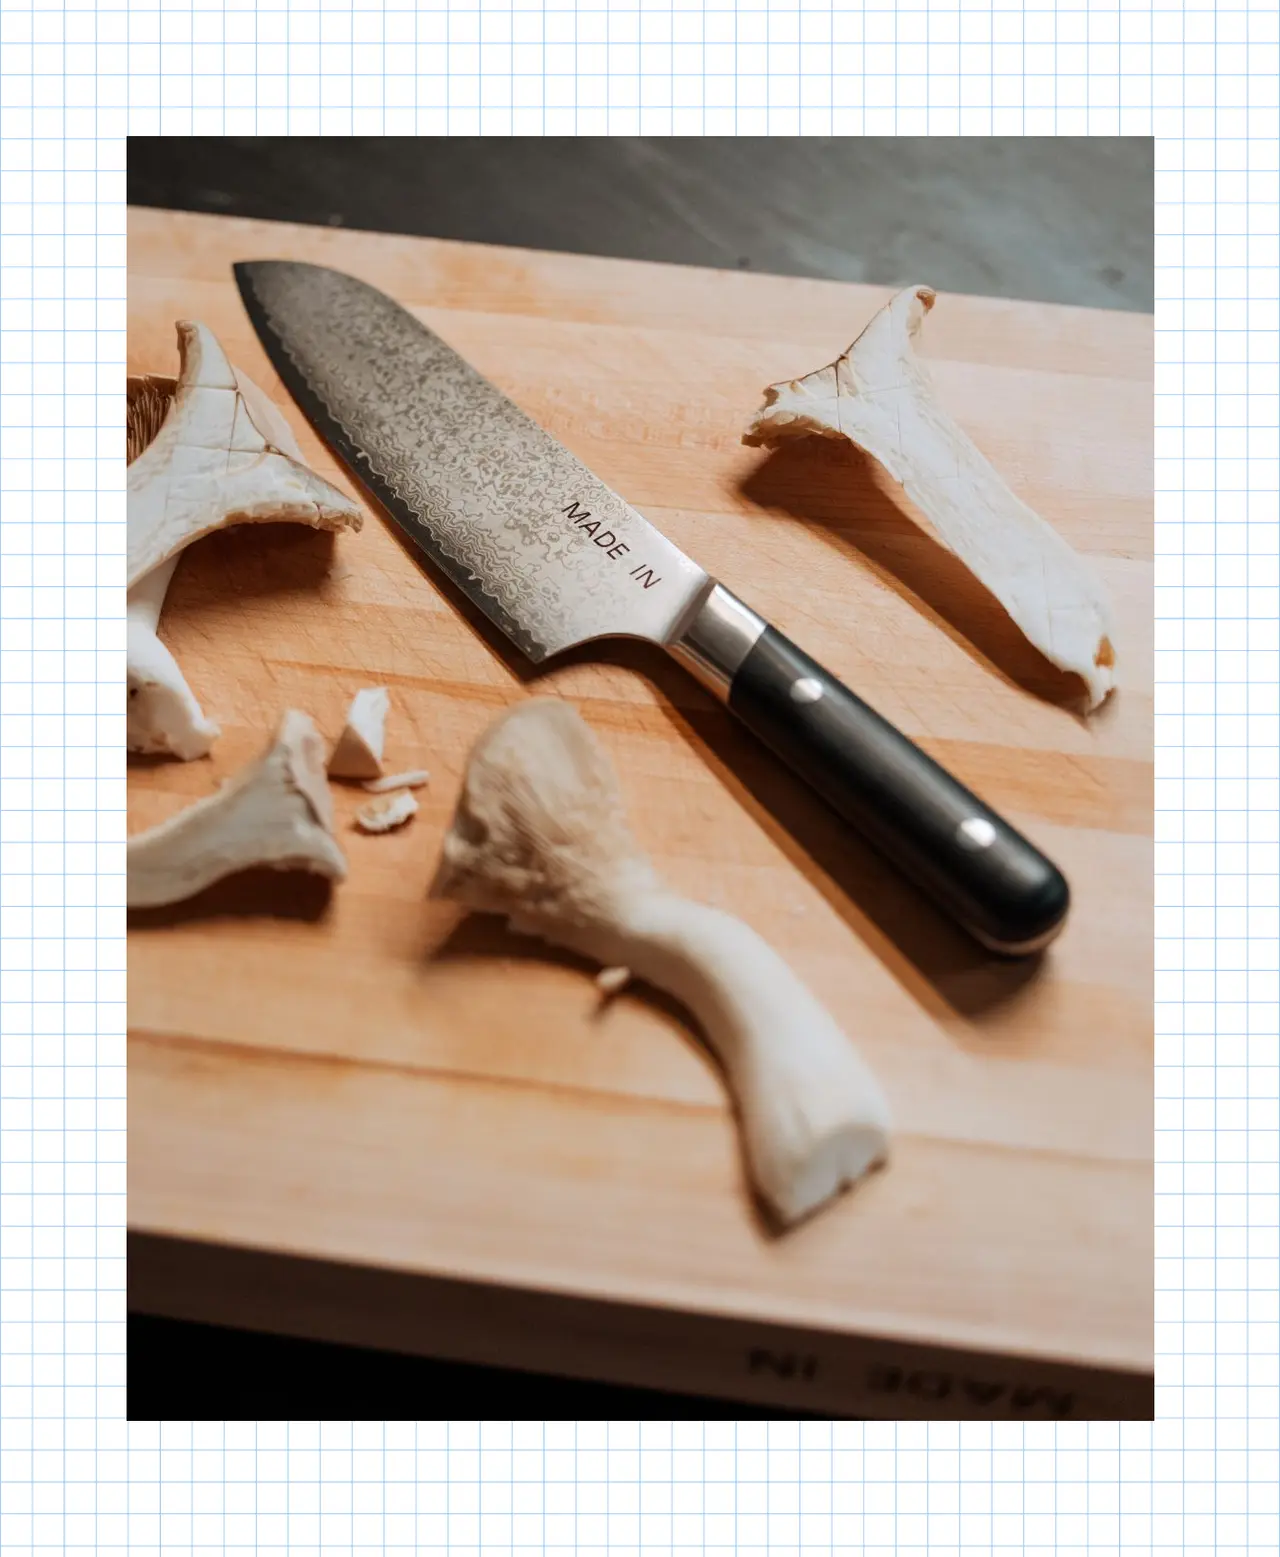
[595,965,631,996]
[328,687,390,780]
[127,709,347,908]
[433,699,891,1227]
[126,324,363,759]
[362,769,430,794]
[744,285,1117,710]
[355,789,418,834]
[126,551,220,760]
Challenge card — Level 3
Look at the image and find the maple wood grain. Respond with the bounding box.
[127,208,1153,1413]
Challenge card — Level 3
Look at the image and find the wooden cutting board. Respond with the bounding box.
[127,207,1153,1418]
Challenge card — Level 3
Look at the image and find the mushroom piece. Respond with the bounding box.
[127,710,347,909]
[354,789,418,834]
[127,373,219,760]
[127,552,220,760]
[328,687,390,780]
[126,333,363,760]
[744,285,1116,710]
[362,769,430,794]
[128,321,363,587]
[595,965,632,996]
[433,699,891,1228]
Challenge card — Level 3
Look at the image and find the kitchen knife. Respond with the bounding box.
[235,260,1069,954]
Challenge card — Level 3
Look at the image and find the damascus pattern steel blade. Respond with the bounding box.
[235,260,708,662]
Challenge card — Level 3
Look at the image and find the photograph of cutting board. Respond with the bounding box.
[127,203,1153,1419]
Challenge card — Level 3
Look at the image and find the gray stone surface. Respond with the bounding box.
[129,137,1153,311]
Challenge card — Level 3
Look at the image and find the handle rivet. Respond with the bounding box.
[957,817,997,849]
[790,677,824,704]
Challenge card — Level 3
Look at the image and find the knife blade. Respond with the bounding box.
[235,259,1069,954]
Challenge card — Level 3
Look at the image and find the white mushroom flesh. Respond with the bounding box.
[434,699,891,1228]
[127,319,363,587]
[744,285,1116,710]
[127,710,347,909]
[328,687,390,780]
[126,332,363,760]
[363,769,430,793]
[126,553,220,760]
[355,789,418,834]
[595,965,632,996]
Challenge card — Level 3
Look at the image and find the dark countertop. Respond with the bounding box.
[129,136,1153,311]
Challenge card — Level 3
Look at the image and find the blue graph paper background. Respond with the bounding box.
[0,0,1275,1544]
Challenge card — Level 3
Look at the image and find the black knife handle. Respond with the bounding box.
[670,586,1069,954]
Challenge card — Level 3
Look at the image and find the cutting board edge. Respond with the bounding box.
[125,1197,1154,1387]
[129,1229,1155,1421]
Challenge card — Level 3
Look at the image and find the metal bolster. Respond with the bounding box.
[667,583,768,702]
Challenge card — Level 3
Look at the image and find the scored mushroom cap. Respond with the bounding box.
[125,322,367,762]
[127,387,221,761]
[434,698,659,924]
[742,286,939,449]
[127,319,364,587]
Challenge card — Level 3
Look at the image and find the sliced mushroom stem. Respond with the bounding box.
[125,330,363,760]
[127,710,346,909]
[434,698,890,1227]
[744,285,1116,709]
[513,891,890,1226]
[127,556,219,760]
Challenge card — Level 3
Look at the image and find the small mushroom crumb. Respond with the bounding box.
[362,769,430,793]
[433,698,891,1229]
[355,789,418,834]
[596,965,631,996]
[329,687,390,780]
